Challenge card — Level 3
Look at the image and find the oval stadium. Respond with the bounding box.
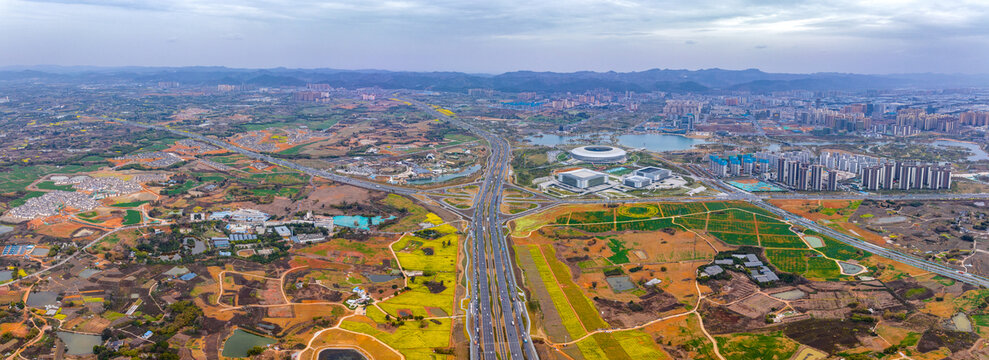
[569,145,627,163]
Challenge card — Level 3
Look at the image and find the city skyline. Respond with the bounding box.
[3,0,989,74]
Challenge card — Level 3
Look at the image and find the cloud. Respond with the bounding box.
[3,0,989,73]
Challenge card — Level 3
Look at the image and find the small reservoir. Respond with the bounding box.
[221,329,276,358]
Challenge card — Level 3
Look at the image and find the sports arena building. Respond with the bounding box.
[569,145,627,163]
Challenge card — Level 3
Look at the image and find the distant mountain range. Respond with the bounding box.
[1,65,987,93]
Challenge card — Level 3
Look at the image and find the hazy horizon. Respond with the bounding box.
[3,0,989,74]
[5,64,989,77]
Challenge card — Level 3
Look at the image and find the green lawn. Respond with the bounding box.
[606,238,630,264]
[111,200,149,208]
[810,231,871,261]
[122,210,142,225]
[163,180,199,195]
[716,332,799,360]
[8,191,44,207]
[35,181,75,191]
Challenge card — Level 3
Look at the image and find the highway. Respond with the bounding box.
[411,106,538,360]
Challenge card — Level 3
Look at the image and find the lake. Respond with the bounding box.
[333,215,396,230]
[318,348,368,360]
[524,133,611,146]
[616,134,708,152]
[407,164,482,185]
[57,331,102,355]
[931,140,989,161]
[222,329,276,358]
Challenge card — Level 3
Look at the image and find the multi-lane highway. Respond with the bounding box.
[105,111,989,359]
[411,106,538,360]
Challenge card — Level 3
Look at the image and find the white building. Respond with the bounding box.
[558,169,608,189]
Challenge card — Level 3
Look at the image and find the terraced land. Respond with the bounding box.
[541,202,862,288]
[516,201,882,358]
[516,243,668,359]
[338,213,458,359]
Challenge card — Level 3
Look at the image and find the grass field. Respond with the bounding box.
[111,200,149,208]
[806,230,871,261]
[709,232,760,246]
[615,217,678,232]
[759,234,807,249]
[606,238,631,264]
[765,249,812,274]
[574,330,671,360]
[8,191,44,207]
[35,181,75,191]
[0,164,100,193]
[249,187,299,197]
[122,210,142,225]
[250,172,308,185]
[527,245,589,339]
[339,318,452,360]
[804,256,842,279]
[716,332,800,360]
[765,249,842,279]
[541,244,610,331]
[163,180,200,195]
[277,142,311,155]
[616,204,660,219]
[381,194,429,232]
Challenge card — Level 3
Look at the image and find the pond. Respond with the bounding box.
[407,164,482,185]
[769,289,807,300]
[333,215,396,230]
[616,134,708,153]
[952,313,973,332]
[221,329,276,358]
[838,262,865,275]
[57,331,102,355]
[931,140,989,161]
[318,348,369,360]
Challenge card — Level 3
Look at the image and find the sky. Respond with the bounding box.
[2,0,989,74]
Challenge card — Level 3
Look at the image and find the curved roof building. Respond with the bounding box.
[569,145,627,163]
